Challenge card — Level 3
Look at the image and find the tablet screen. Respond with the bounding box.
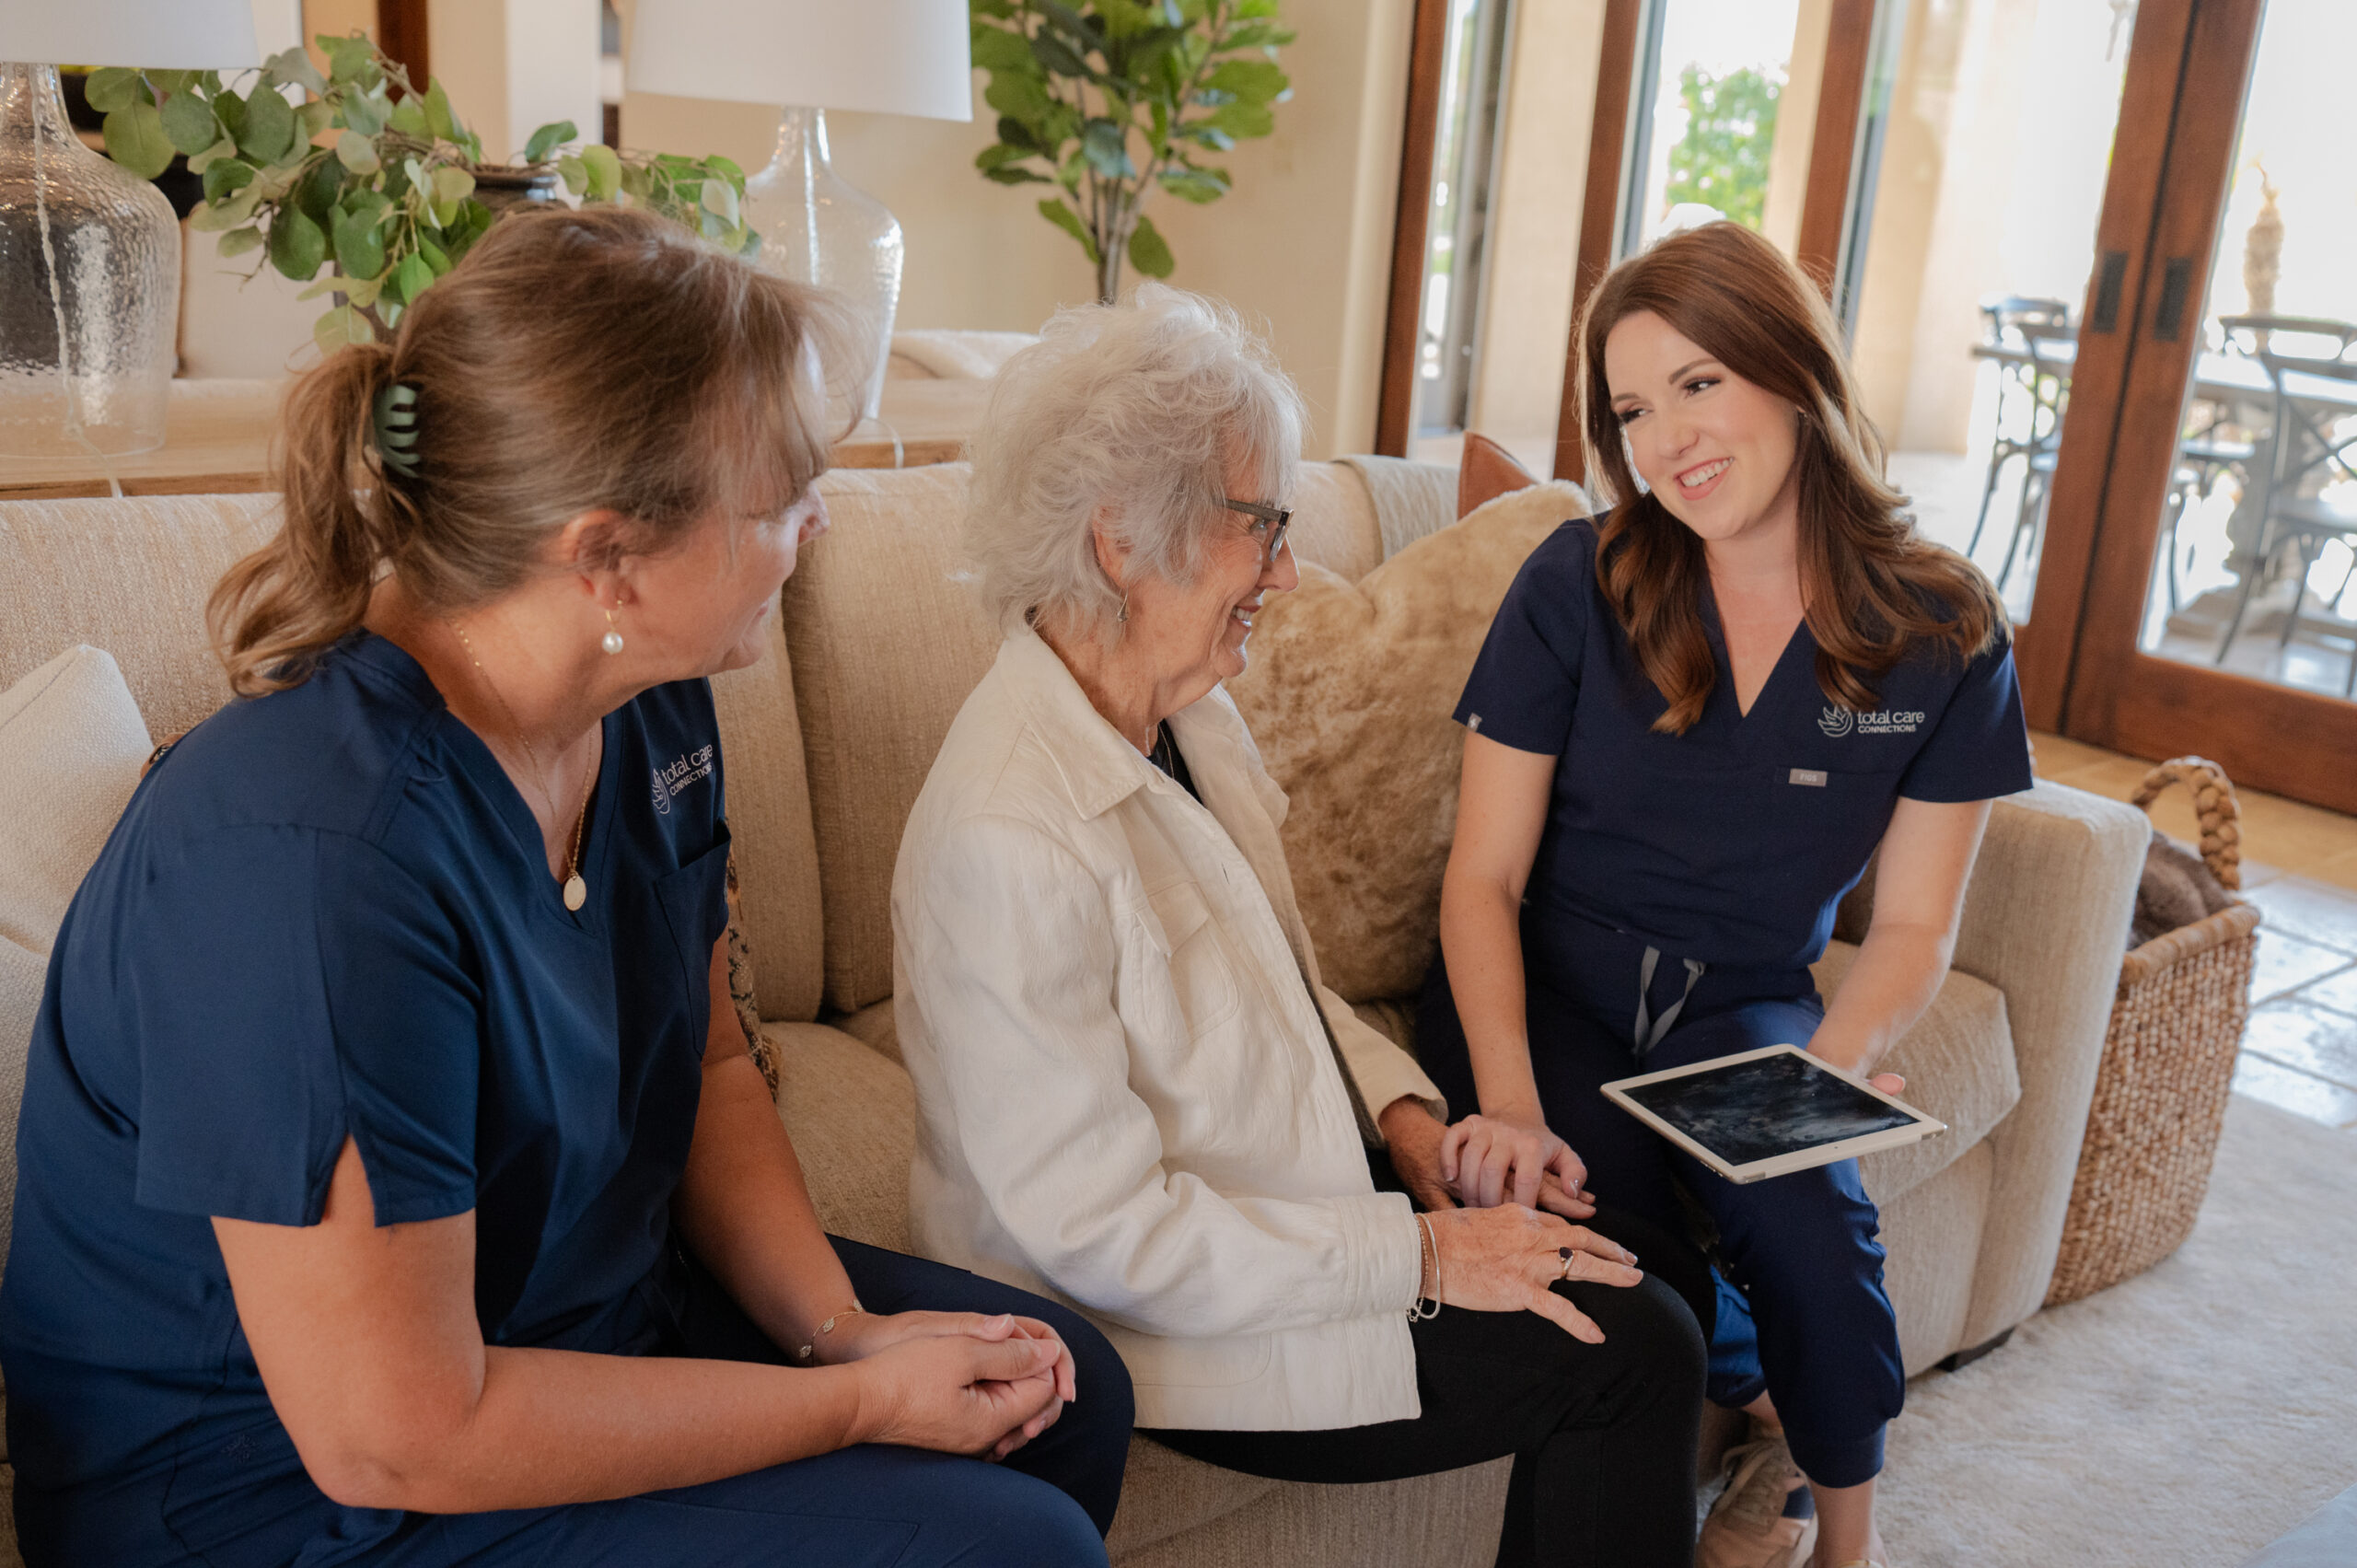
[1620,1051,1918,1166]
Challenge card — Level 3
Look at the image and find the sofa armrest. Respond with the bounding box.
[1939,781,2147,1345]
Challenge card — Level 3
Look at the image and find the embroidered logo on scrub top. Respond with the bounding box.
[1818,705,1924,738]
[651,743,717,815]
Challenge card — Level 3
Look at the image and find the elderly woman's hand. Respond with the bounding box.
[1426,1204,1642,1343]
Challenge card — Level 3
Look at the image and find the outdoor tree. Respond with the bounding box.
[1664,63,1782,232]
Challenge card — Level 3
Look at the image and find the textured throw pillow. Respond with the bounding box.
[2131,831,2236,948]
[0,645,155,1273]
[1225,479,1594,1001]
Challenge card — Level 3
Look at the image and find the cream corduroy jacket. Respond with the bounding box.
[893,628,1447,1431]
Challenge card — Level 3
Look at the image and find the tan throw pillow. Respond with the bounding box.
[0,645,155,1272]
[1225,481,1594,1001]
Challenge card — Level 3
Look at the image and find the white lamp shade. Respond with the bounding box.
[628,0,972,121]
[0,0,261,69]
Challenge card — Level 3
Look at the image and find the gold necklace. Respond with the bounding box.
[450,621,595,912]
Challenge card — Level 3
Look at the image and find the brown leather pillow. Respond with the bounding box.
[1456,431,1542,518]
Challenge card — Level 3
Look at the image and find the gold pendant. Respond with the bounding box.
[563,874,587,912]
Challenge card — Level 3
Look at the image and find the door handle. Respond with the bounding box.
[2154,256,2195,343]
[2089,250,2129,333]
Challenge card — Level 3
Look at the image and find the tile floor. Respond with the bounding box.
[2032,730,2357,1132]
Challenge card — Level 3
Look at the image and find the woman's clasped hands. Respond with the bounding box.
[816,1310,1078,1462]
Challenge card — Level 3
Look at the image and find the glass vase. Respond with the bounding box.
[743,106,900,422]
[0,64,179,459]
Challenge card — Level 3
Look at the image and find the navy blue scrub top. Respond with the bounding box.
[0,632,733,1565]
[1457,516,2033,973]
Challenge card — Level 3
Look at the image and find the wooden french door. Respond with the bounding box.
[2025,0,2357,812]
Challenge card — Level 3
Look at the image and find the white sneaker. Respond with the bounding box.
[1696,1432,1817,1568]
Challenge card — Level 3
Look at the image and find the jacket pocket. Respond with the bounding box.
[1133,878,1243,1040]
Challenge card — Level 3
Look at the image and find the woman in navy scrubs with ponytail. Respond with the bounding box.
[1416,222,2030,1568]
[0,208,1130,1568]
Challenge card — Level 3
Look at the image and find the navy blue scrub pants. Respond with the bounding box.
[278,1237,1133,1568]
[1416,908,1904,1490]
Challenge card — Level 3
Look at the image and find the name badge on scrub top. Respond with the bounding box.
[1789,768,1829,787]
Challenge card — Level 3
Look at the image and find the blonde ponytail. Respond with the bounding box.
[211,342,400,695]
[208,204,858,698]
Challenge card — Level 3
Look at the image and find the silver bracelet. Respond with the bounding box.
[1408,1213,1442,1321]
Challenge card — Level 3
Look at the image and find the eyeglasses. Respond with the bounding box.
[1222,496,1294,569]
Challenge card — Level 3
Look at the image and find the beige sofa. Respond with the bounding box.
[0,463,2146,1566]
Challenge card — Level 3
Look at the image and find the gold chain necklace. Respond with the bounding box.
[449,621,594,912]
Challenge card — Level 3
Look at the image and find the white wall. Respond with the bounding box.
[427,0,602,165]
[619,0,1416,458]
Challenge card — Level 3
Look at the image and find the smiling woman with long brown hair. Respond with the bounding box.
[1416,221,2031,1568]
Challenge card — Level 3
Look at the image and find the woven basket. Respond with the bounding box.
[2044,756,2264,1307]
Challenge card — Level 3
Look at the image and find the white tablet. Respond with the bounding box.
[1601,1044,1945,1184]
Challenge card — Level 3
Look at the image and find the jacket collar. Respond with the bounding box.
[993,624,1254,823]
[994,626,1164,821]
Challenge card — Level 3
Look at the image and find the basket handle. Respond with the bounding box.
[2129,755,2243,890]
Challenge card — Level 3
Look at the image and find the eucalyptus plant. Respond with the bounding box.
[91,37,755,354]
[970,0,1294,303]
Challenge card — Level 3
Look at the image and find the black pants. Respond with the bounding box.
[1147,1162,1708,1568]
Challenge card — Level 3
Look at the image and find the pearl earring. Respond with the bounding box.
[602,610,624,656]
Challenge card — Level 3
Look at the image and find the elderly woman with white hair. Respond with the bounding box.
[891,286,1710,1566]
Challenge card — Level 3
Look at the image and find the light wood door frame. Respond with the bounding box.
[2040,0,2357,810]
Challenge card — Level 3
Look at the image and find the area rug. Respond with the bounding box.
[1879,1096,2357,1565]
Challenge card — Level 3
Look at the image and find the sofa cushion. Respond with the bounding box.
[785,467,1000,1013]
[0,495,276,741]
[0,646,151,955]
[1108,1437,1283,1561]
[834,998,900,1064]
[768,1020,916,1253]
[1224,481,1592,1001]
[784,462,1416,1015]
[709,616,827,1024]
[0,645,154,1273]
[1813,942,2023,1203]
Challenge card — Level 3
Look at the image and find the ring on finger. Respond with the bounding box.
[1556,1245,1576,1281]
